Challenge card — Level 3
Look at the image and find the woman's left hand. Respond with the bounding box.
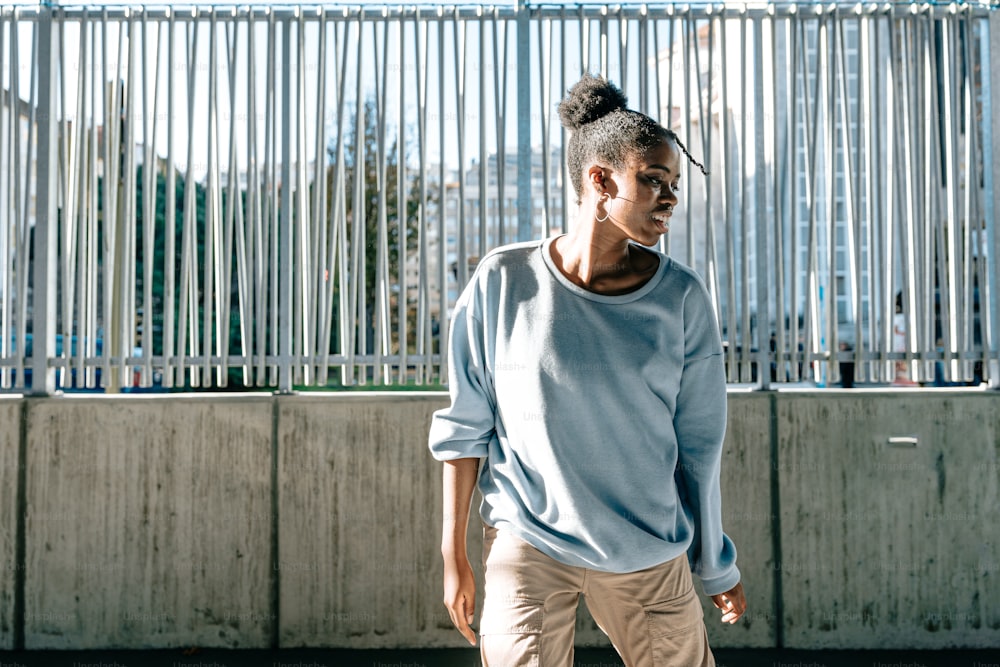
[710,582,747,624]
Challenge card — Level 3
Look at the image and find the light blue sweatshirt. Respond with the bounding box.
[429,237,740,596]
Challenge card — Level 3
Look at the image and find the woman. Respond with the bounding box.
[429,73,746,667]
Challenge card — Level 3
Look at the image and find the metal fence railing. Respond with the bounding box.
[0,2,998,393]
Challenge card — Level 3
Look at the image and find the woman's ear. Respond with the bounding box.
[587,165,607,194]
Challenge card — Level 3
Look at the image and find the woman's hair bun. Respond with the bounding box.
[557,73,628,130]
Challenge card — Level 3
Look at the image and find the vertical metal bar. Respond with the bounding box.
[884,10,901,384]
[897,13,918,384]
[204,10,219,385]
[86,18,99,387]
[537,16,551,239]
[226,12,250,386]
[415,11,430,383]
[164,10,176,388]
[453,10,468,287]
[920,11,937,383]
[918,12,933,382]
[985,11,1000,387]
[618,9,627,96]
[312,9,329,385]
[142,15,160,387]
[665,8,675,131]
[477,9,487,260]
[0,14,7,389]
[671,8,700,267]
[247,9,264,385]
[840,12,864,381]
[397,12,408,383]
[638,7,648,116]
[217,12,234,387]
[59,14,78,389]
[704,13,720,329]
[350,12,366,384]
[336,19,351,384]
[373,16,389,384]
[862,14,879,382]
[0,13,9,389]
[804,18,823,384]
[116,15,139,391]
[691,10,709,201]
[178,18,201,388]
[266,10,279,387]
[14,17,37,390]
[788,16,801,381]
[516,0,531,242]
[651,9,662,124]
[278,15,293,393]
[72,15,90,387]
[753,14,770,390]
[558,10,566,235]
[772,13,788,385]
[294,11,309,387]
[32,8,58,395]
[825,9,838,386]
[960,9,978,383]
[599,5,608,80]
[436,10,447,384]
[941,14,961,380]
[57,13,72,390]
[721,15,737,382]
[324,15,346,383]
[739,13,751,382]
[683,10,695,266]
[18,20,37,390]
[494,10,508,247]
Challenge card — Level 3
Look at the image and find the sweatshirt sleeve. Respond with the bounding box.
[428,284,496,461]
[673,280,741,597]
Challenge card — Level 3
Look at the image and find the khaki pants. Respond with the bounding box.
[480,524,715,667]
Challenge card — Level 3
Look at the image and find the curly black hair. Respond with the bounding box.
[558,73,707,203]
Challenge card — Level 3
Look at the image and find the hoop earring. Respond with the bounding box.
[595,193,610,222]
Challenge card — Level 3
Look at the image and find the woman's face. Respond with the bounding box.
[602,139,682,246]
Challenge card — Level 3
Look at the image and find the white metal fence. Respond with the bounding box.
[0,2,998,393]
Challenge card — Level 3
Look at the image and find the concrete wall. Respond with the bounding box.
[776,392,1000,648]
[22,396,273,649]
[0,391,995,649]
[0,398,21,650]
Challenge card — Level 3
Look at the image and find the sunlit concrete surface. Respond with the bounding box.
[0,391,996,650]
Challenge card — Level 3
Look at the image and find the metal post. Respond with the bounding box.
[516,0,532,241]
[32,8,58,396]
[986,11,1000,388]
[754,15,771,390]
[278,17,294,394]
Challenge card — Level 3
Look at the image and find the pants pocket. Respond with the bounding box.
[480,596,544,667]
[643,590,714,667]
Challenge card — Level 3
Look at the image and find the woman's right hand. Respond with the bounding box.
[443,553,478,645]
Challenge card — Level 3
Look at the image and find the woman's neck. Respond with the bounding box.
[549,228,658,295]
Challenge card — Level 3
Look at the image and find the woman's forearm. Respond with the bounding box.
[441,457,480,558]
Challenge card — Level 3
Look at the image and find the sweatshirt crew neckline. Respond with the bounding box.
[540,235,671,304]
